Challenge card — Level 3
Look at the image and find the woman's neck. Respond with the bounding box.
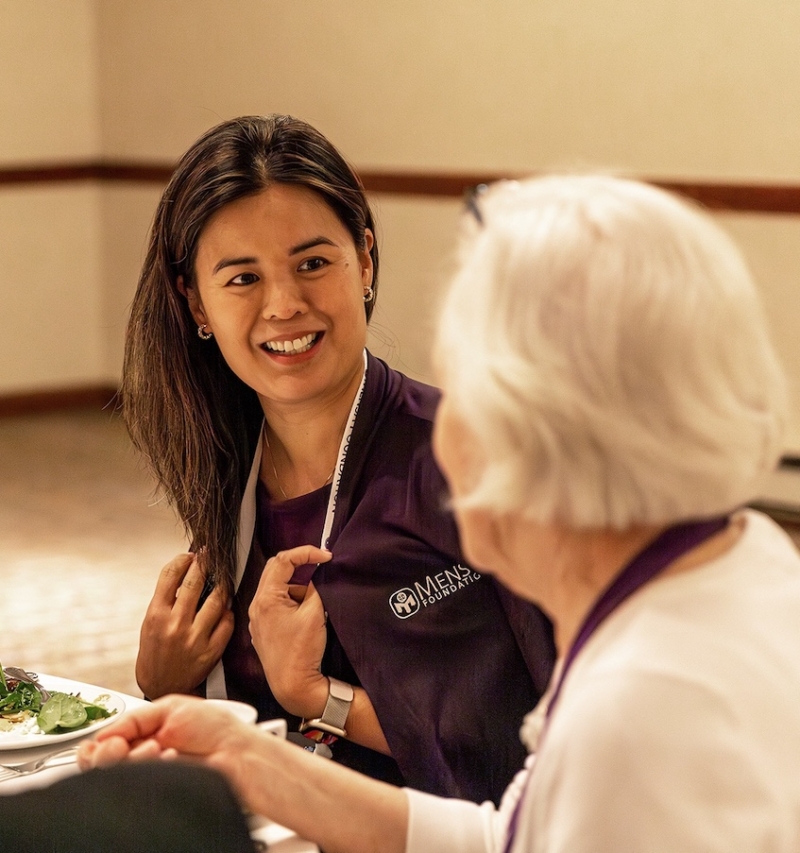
[546,525,663,654]
[531,516,743,656]
[258,364,364,501]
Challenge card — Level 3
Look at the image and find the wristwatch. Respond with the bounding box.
[299,677,354,739]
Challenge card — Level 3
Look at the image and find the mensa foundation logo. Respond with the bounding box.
[388,565,482,619]
[388,588,420,619]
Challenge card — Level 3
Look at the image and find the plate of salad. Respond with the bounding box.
[0,664,125,751]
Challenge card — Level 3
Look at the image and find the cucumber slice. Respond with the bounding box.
[36,693,89,732]
[37,695,64,733]
[57,695,88,729]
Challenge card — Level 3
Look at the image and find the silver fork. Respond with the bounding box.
[0,746,79,781]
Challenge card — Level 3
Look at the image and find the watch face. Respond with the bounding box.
[300,719,346,737]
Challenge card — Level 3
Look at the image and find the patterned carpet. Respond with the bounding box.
[0,409,187,696]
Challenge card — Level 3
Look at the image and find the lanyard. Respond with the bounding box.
[319,349,369,551]
[502,514,729,853]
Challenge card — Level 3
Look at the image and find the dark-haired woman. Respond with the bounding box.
[124,114,554,802]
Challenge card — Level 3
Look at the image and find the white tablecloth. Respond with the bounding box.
[0,677,318,852]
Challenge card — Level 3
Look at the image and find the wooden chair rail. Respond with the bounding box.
[1,161,800,214]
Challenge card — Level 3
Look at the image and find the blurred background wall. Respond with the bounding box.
[2,0,800,445]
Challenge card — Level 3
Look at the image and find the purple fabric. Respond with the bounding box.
[227,353,555,803]
[312,353,555,802]
[502,515,729,852]
[262,480,327,584]
[222,481,405,783]
[223,482,329,710]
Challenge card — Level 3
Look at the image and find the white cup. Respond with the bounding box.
[257,717,288,739]
[203,700,287,739]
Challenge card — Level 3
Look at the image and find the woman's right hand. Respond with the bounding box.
[135,553,235,698]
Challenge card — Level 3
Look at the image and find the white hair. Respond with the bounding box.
[434,175,788,529]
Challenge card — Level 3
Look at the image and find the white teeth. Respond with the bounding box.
[264,332,318,354]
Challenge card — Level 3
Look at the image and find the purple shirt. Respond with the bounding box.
[223,481,328,707]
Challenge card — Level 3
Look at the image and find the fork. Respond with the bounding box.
[0,746,79,781]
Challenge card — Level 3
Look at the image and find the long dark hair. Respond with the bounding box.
[121,115,380,593]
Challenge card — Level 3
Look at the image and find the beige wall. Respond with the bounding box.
[0,1,103,392]
[97,185,163,383]
[2,1,800,447]
[0,1,99,162]
[96,0,800,176]
[0,185,104,392]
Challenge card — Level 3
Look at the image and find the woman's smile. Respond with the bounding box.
[261,331,322,356]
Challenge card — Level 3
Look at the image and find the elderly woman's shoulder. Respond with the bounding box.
[552,509,800,745]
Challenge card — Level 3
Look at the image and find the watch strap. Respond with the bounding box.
[299,677,354,739]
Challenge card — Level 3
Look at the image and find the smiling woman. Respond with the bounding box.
[118,114,555,802]
[183,185,373,434]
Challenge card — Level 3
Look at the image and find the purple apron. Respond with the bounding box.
[226,353,556,803]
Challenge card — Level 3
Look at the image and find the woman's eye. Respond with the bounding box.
[298,257,328,273]
[229,272,259,286]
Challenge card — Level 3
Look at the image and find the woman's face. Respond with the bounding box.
[185,184,373,412]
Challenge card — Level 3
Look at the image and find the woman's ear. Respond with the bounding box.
[360,229,375,288]
[177,275,208,328]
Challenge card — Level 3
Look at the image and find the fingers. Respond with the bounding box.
[186,586,234,677]
[295,582,327,634]
[287,584,308,604]
[152,553,196,604]
[77,702,169,769]
[300,581,324,616]
[152,552,216,618]
[171,555,209,617]
[137,557,230,697]
[77,696,206,770]
[128,738,168,761]
[207,607,235,651]
[250,546,331,622]
[92,700,168,744]
[78,734,132,769]
[261,545,333,589]
[153,551,227,630]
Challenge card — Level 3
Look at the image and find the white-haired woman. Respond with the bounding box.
[79,175,800,853]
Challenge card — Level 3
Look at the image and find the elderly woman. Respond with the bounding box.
[79,175,800,853]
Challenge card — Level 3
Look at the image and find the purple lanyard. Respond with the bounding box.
[502,515,729,853]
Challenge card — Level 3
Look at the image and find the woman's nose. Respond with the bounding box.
[262,276,307,320]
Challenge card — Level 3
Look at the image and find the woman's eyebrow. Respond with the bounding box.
[289,236,337,255]
[210,237,337,274]
[212,256,257,275]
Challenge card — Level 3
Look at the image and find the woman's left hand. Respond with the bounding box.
[248,545,332,719]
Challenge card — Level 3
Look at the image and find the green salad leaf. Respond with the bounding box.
[36,692,114,733]
[0,680,42,714]
[1,662,116,735]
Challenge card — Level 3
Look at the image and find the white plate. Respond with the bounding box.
[0,674,125,753]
